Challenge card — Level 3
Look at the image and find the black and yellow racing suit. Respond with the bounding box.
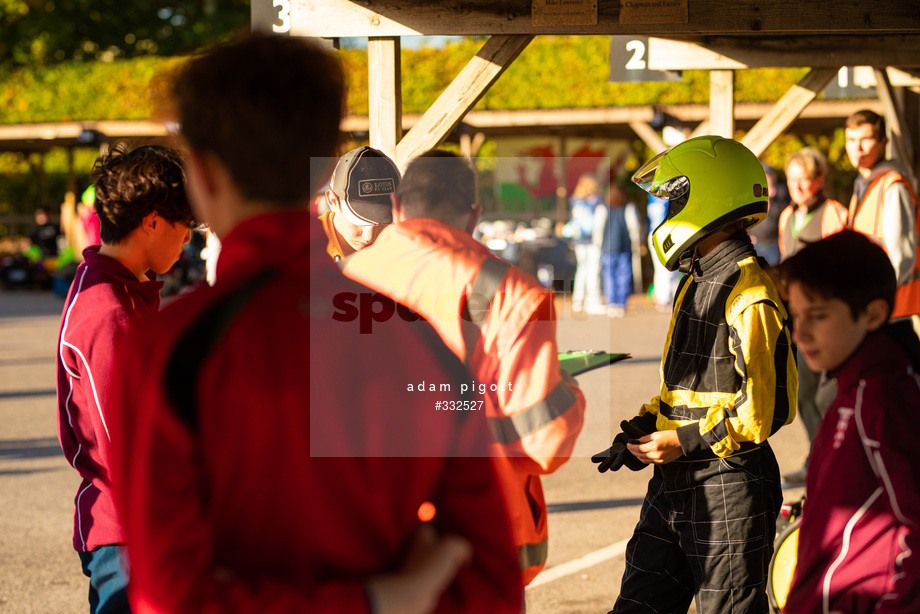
[612,231,797,614]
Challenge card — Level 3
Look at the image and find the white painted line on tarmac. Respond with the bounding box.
[526,538,631,589]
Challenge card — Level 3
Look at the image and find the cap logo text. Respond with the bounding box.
[358,178,396,197]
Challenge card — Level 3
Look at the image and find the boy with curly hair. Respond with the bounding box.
[56,143,194,613]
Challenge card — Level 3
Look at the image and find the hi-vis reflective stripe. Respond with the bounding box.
[519,539,548,571]
[489,380,577,444]
[461,257,510,364]
[467,257,510,326]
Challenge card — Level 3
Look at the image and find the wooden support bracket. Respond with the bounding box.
[628,122,667,154]
[394,34,533,170]
[741,67,839,157]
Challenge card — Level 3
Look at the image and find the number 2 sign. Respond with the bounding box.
[608,36,682,83]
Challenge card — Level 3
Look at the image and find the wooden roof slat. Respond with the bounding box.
[291,0,920,38]
[648,35,920,70]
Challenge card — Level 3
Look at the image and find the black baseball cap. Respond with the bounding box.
[330,146,401,226]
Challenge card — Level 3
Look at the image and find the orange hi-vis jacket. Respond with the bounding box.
[318,211,346,261]
[848,165,920,320]
[777,197,847,259]
[344,218,587,585]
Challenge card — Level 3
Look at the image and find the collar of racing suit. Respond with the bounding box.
[690,230,757,280]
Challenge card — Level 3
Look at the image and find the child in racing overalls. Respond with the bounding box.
[593,135,798,613]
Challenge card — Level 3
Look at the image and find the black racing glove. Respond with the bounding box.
[591,432,647,473]
[591,416,656,473]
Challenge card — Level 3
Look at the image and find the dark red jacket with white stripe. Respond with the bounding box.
[56,247,162,552]
[784,329,920,614]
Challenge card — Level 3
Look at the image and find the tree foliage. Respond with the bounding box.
[0,0,249,75]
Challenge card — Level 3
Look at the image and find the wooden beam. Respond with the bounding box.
[690,120,711,139]
[873,67,916,186]
[368,37,402,159]
[555,133,567,234]
[647,35,920,70]
[292,0,920,37]
[709,70,735,138]
[470,131,486,157]
[459,131,487,158]
[741,67,839,156]
[394,34,533,169]
[629,121,667,153]
[66,148,76,209]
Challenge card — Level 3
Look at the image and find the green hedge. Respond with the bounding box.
[0,35,858,234]
[1,36,811,122]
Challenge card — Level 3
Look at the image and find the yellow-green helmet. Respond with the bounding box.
[632,136,768,271]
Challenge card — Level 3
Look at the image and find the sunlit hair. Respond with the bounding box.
[779,230,895,321]
[785,147,828,181]
[173,33,344,205]
[572,174,601,200]
[91,142,191,244]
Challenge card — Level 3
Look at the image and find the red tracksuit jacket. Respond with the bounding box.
[56,247,161,552]
[111,211,521,613]
[783,330,920,613]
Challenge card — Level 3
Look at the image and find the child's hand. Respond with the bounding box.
[627,431,683,464]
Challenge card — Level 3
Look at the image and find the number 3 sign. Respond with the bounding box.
[251,0,292,34]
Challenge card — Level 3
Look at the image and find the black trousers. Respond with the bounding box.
[611,445,782,614]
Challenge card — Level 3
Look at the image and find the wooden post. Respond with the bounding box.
[65,147,77,209]
[459,131,486,160]
[555,133,567,236]
[36,153,48,209]
[368,36,402,160]
[460,131,472,159]
[901,87,920,189]
[874,66,917,187]
[709,70,735,138]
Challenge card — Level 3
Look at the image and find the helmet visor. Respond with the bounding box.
[632,150,669,195]
[632,151,691,202]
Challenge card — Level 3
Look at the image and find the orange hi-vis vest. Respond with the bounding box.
[318,210,346,261]
[777,198,847,259]
[848,169,920,320]
[344,218,586,586]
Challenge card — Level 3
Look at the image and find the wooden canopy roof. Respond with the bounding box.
[263,0,919,184]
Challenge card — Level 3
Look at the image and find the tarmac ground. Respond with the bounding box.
[0,289,808,613]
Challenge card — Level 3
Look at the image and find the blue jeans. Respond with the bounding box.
[600,252,632,307]
[79,545,131,614]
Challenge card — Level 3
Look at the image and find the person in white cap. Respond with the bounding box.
[318,146,401,261]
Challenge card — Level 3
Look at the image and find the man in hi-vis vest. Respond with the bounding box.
[844,109,920,363]
[344,150,587,592]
